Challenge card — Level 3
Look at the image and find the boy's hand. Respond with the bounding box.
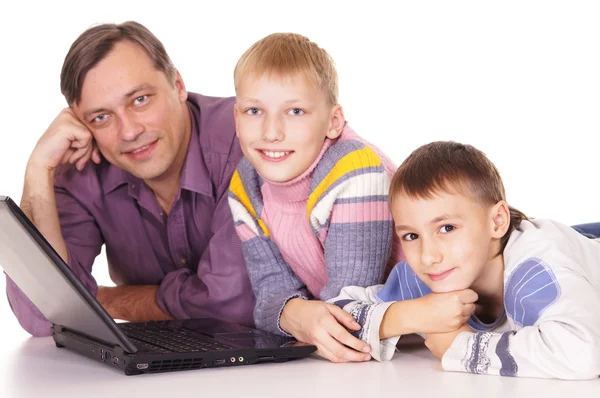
[280,298,372,363]
[413,289,478,333]
[425,324,472,359]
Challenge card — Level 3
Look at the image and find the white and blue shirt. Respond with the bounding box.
[329,219,600,379]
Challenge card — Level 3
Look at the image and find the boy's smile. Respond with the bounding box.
[257,149,294,162]
[427,267,457,282]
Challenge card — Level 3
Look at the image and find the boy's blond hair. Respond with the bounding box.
[234,33,339,105]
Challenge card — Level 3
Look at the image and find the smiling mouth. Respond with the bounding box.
[261,150,290,158]
[258,150,293,161]
[124,140,158,154]
[427,268,456,282]
[130,144,151,154]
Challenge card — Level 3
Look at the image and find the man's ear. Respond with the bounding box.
[490,200,511,239]
[326,104,345,139]
[173,69,188,102]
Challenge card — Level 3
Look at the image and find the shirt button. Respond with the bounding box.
[180,258,187,265]
[131,184,135,189]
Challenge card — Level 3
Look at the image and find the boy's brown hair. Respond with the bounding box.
[389,141,527,251]
[234,33,338,105]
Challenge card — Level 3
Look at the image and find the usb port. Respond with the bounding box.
[214,359,226,365]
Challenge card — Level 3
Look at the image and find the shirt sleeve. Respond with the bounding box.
[310,143,393,301]
[5,185,103,336]
[442,256,600,379]
[327,284,399,361]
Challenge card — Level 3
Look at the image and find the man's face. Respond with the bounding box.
[234,73,342,183]
[392,189,499,293]
[73,40,189,182]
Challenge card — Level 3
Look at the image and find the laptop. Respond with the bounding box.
[0,196,316,375]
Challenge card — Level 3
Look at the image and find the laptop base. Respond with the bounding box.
[52,324,313,375]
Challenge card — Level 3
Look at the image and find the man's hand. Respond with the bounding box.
[97,285,173,322]
[20,108,102,263]
[280,298,372,363]
[425,324,472,360]
[28,107,101,173]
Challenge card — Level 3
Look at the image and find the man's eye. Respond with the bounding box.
[289,108,304,116]
[134,95,147,104]
[245,108,261,115]
[93,114,108,123]
[439,225,455,233]
[403,233,419,241]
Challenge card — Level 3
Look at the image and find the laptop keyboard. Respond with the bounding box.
[119,322,235,353]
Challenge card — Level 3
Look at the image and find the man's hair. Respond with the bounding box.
[234,33,338,105]
[60,21,176,105]
[389,141,527,251]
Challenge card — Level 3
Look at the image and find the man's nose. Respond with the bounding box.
[119,113,145,141]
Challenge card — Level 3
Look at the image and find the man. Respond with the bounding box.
[6,21,255,336]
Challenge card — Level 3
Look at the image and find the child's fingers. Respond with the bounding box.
[323,306,372,359]
[462,303,476,316]
[328,303,361,330]
[330,322,371,354]
[317,332,371,363]
[458,289,479,304]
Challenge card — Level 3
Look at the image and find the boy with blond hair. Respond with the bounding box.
[330,141,600,379]
[228,34,477,362]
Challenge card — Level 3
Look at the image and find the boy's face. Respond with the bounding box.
[234,73,343,182]
[392,189,505,293]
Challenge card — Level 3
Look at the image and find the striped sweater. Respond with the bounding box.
[228,125,404,335]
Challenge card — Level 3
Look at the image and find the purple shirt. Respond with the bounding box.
[6,93,255,336]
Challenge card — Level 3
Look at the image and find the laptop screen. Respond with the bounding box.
[0,197,136,352]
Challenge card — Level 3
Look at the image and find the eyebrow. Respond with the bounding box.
[83,84,154,120]
[395,214,461,232]
[237,98,305,105]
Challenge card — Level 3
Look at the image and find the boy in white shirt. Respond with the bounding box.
[330,141,600,379]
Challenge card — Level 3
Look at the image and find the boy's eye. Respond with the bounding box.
[403,233,419,241]
[439,225,455,233]
[245,108,261,116]
[288,108,304,116]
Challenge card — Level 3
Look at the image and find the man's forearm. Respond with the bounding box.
[21,165,68,262]
[97,285,173,322]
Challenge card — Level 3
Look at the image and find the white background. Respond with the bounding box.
[0,1,599,343]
